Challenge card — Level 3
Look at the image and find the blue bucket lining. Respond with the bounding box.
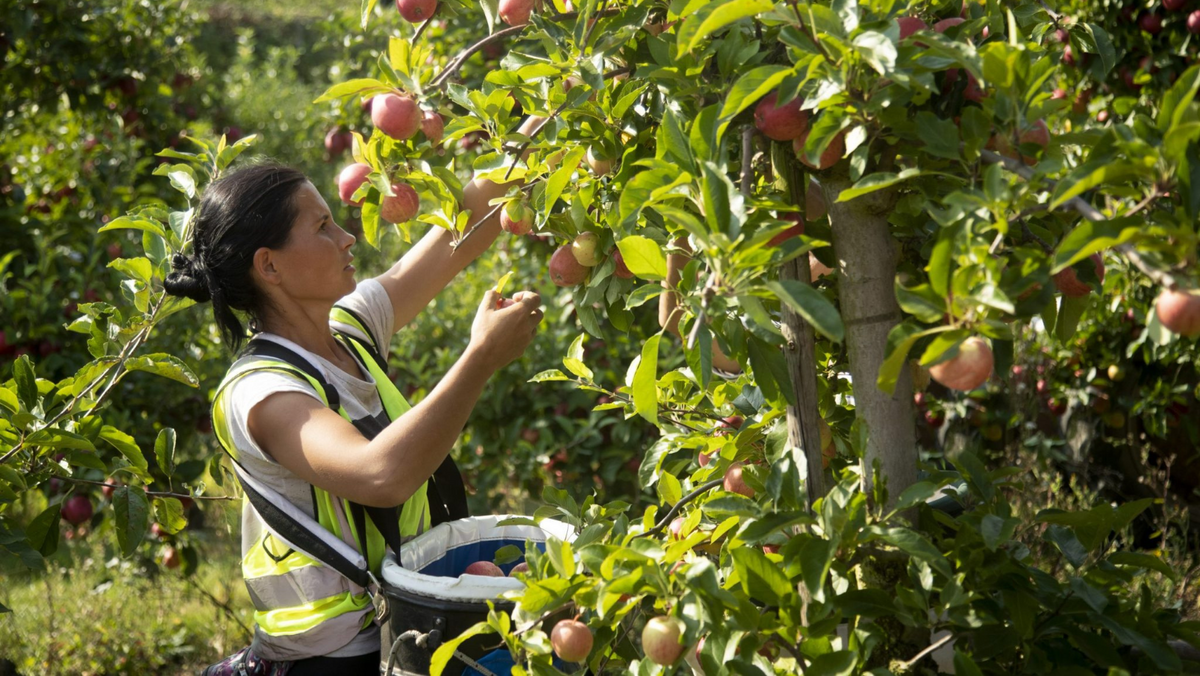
[414,537,547,578]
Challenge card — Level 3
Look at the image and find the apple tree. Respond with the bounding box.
[311,0,1200,670]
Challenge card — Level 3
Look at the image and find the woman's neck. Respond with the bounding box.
[257,303,342,364]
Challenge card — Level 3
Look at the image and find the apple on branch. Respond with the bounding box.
[929,336,994,392]
[551,620,594,663]
[1155,288,1200,337]
[571,232,601,267]
[337,163,372,206]
[642,616,686,666]
[501,200,534,236]
[550,245,588,286]
[753,91,809,141]
[381,183,420,224]
[371,93,422,141]
[396,0,436,22]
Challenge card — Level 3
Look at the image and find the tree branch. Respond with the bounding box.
[979,149,1181,290]
[901,632,953,669]
[634,478,725,539]
[412,4,441,43]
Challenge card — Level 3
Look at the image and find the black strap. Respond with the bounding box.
[233,464,371,589]
[240,339,341,411]
[333,305,383,362]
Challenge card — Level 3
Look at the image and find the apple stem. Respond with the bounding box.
[979,148,1179,290]
[633,478,724,540]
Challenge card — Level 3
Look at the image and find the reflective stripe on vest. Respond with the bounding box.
[210,318,429,656]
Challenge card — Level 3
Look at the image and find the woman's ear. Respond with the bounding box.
[252,247,281,287]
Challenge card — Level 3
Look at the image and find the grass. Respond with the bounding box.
[0,498,255,675]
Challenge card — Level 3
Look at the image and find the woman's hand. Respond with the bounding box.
[469,289,543,370]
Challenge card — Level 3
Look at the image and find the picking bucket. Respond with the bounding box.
[378,515,574,676]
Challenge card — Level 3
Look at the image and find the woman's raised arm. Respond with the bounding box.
[373,116,546,334]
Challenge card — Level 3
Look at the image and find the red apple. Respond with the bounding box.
[499,0,535,26]
[501,200,534,235]
[521,428,540,444]
[929,336,994,391]
[1189,10,1200,33]
[101,481,118,500]
[809,253,833,281]
[669,517,685,539]
[642,616,686,666]
[372,93,422,140]
[933,17,966,33]
[381,183,420,224]
[793,128,845,170]
[1047,397,1067,416]
[1018,119,1050,163]
[897,16,928,40]
[396,0,436,22]
[753,91,809,141]
[150,522,165,539]
[1155,288,1200,337]
[162,547,181,569]
[699,451,713,467]
[421,110,444,144]
[1052,254,1104,297]
[612,250,634,279]
[1166,0,1188,10]
[924,409,945,428]
[509,562,529,576]
[723,462,755,498]
[62,495,93,526]
[550,245,588,286]
[464,561,505,576]
[1140,12,1164,34]
[571,232,600,267]
[325,127,352,157]
[551,620,594,663]
[1051,88,1068,100]
[338,163,373,206]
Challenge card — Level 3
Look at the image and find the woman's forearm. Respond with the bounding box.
[368,345,496,506]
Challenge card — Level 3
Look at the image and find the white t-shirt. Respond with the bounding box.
[221,279,394,658]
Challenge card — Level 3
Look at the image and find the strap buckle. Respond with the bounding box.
[367,570,389,624]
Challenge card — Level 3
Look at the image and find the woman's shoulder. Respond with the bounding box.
[331,278,394,354]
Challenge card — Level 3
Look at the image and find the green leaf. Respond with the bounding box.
[915,112,960,160]
[1043,524,1087,567]
[430,621,494,676]
[1055,295,1089,343]
[616,236,667,280]
[836,169,922,202]
[718,66,791,121]
[1052,218,1139,272]
[154,428,177,476]
[953,650,984,676]
[657,471,682,506]
[806,651,855,676]
[633,334,661,425]
[124,354,199,387]
[112,486,150,557]
[544,146,587,213]
[677,0,775,55]
[765,281,844,342]
[97,217,167,238]
[1160,65,1200,133]
[895,282,946,324]
[1108,551,1177,579]
[1049,161,1143,211]
[836,589,896,617]
[26,503,61,557]
[877,323,949,395]
[154,497,188,534]
[314,78,389,104]
[852,30,897,76]
[100,425,147,470]
[13,355,37,410]
[731,546,792,606]
[875,528,954,578]
[108,257,154,285]
[26,428,96,451]
[529,369,570,382]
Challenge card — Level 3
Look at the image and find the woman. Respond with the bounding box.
[170,148,543,674]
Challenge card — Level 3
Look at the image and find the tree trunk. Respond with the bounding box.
[772,147,827,507]
[822,173,917,508]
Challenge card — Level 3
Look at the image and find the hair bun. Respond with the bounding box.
[164,253,213,303]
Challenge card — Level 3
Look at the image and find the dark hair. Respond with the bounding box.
[164,163,309,351]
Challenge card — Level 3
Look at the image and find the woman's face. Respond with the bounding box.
[267,181,358,303]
